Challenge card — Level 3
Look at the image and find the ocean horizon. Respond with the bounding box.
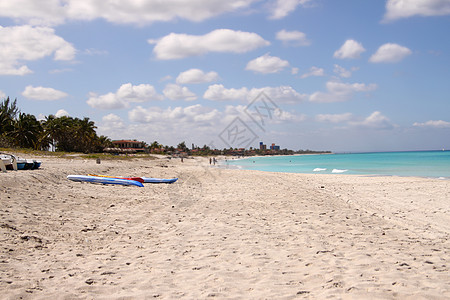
[221,150,450,179]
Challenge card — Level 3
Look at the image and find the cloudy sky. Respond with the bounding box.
[1,0,449,152]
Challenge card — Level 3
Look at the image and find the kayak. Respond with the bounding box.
[87,174,144,183]
[67,175,144,187]
[141,177,178,184]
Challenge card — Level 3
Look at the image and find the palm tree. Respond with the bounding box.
[8,113,43,149]
[75,117,97,153]
[0,97,19,135]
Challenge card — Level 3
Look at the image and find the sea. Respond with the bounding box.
[221,150,450,179]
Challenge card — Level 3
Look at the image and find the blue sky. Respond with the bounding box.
[1,0,449,152]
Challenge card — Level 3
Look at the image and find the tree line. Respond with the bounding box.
[0,97,111,153]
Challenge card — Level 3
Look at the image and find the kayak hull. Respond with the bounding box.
[141,177,178,184]
[88,174,145,183]
[67,175,144,187]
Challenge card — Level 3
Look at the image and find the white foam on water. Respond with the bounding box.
[313,168,327,172]
[332,169,348,173]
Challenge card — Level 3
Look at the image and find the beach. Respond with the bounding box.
[0,155,449,299]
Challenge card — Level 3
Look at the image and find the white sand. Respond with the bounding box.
[0,155,449,299]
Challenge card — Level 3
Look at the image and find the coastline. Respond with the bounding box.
[1,155,449,299]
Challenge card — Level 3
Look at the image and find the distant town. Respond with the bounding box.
[107,139,332,157]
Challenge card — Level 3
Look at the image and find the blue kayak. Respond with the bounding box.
[67,175,144,187]
[141,177,178,184]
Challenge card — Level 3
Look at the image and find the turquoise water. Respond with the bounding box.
[222,151,450,178]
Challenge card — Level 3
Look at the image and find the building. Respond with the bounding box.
[259,142,267,150]
[270,143,280,151]
[109,140,146,153]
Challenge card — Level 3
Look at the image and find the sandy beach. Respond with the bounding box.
[0,155,449,299]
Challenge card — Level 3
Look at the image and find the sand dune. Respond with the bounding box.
[1,156,449,299]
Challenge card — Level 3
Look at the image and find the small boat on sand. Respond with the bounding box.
[141,177,178,184]
[67,175,144,187]
[88,174,145,183]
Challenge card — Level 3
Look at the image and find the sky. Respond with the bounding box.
[1,0,449,152]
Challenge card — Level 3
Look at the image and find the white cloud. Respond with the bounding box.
[22,85,68,101]
[203,84,248,101]
[276,29,310,46]
[310,81,377,103]
[316,113,353,123]
[349,111,394,130]
[151,29,270,60]
[55,109,70,117]
[300,66,325,79]
[383,0,450,22]
[87,83,163,109]
[0,25,76,75]
[369,43,412,63]
[101,113,126,129]
[176,69,219,84]
[163,84,197,101]
[0,90,6,99]
[334,39,366,60]
[0,0,258,26]
[203,84,306,104]
[269,0,312,19]
[333,64,358,78]
[129,104,220,126]
[245,53,290,74]
[0,0,66,26]
[413,120,450,128]
[248,86,307,104]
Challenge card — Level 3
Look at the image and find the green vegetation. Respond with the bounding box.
[1,97,112,153]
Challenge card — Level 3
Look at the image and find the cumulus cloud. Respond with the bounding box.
[248,86,307,104]
[163,84,197,101]
[0,0,258,26]
[269,0,312,19]
[203,84,249,101]
[151,29,270,60]
[22,85,68,101]
[413,120,450,128]
[0,25,76,75]
[245,53,290,74]
[101,113,126,129]
[129,104,220,126]
[309,81,377,103]
[316,111,394,129]
[176,69,219,84]
[276,29,310,46]
[55,109,70,118]
[316,113,353,123]
[204,84,306,104]
[369,43,412,63]
[300,66,325,79]
[0,0,66,26]
[383,0,450,22]
[349,111,394,130]
[333,64,358,78]
[87,83,163,109]
[0,90,6,99]
[334,39,366,60]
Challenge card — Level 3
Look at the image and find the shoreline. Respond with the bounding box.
[220,151,450,179]
[1,155,449,299]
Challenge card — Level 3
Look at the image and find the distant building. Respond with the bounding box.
[270,143,280,151]
[109,140,146,153]
[259,142,267,150]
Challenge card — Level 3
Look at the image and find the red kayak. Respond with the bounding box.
[87,174,144,183]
